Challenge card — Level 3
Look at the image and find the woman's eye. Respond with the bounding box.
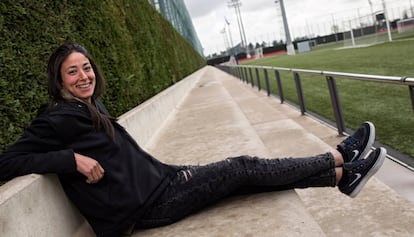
[84,65,92,71]
[68,70,76,75]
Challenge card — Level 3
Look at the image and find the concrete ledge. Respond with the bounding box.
[0,68,205,237]
[0,175,86,236]
[118,68,204,147]
[140,67,327,236]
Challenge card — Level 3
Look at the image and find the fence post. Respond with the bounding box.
[409,85,414,112]
[238,67,242,81]
[249,67,255,87]
[264,69,271,96]
[255,68,261,91]
[274,70,285,103]
[326,76,346,135]
[294,72,306,115]
[243,67,248,83]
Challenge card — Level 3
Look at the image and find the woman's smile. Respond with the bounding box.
[76,81,93,89]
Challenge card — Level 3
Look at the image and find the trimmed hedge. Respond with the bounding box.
[0,0,205,152]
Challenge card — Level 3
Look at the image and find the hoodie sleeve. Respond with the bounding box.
[0,114,77,181]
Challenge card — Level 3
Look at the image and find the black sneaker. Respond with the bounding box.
[339,147,386,198]
[337,121,375,163]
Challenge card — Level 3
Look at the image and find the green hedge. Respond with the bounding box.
[0,0,205,152]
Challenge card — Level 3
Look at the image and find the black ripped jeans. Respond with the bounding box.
[136,153,336,228]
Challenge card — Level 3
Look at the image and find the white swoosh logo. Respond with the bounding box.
[349,173,362,187]
[351,150,360,161]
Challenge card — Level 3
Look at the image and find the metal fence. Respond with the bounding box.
[217,64,414,136]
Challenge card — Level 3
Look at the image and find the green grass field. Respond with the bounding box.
[241,34,414,159]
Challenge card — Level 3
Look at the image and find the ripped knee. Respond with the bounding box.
[180,169,193,182]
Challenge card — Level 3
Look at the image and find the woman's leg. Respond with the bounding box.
[332,149,344,184]
[136,152,337,229]
[135,121,381,230]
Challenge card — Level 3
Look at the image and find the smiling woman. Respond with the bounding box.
[46,43,115,140]
[0,43,387,237]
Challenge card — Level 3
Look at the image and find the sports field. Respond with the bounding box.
[241,32,414,160]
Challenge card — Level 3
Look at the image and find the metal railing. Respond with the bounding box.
[217,64,414,136]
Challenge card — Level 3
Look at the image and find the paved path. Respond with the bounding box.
[134,66,414,237]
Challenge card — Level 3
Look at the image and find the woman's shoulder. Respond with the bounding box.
[40,99,110,116]
[40,101,90,117]
[34,101,96,139]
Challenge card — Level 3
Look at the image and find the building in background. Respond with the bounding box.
[149,0,204,56]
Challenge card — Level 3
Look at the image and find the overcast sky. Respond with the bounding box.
[183,0,413,56]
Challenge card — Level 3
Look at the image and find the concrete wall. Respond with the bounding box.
[0,67,205,237]
[117,67,204,147]
[0,175,87,237]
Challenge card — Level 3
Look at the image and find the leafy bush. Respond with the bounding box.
[0,0,205,152]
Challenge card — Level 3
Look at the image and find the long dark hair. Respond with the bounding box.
[47,43,115,139]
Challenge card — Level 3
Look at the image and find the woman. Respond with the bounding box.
[0,43,386,237]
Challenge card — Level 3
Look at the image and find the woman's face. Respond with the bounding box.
[60,52,96,102]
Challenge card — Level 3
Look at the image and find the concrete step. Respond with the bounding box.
[139,66,414,236]
[137,66,327,236]
[221,67,414,237]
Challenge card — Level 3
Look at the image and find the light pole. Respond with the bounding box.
[228,0,248,50]
[220,27,230,51]
[225,17,234,50]
[276,0,295,55]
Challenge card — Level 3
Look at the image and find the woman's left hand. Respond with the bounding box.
[74,152,105,184]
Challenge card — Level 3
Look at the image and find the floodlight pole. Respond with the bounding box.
[237,4,248,48]
[225,18,234,49]
[221,28,230,50]
[276,0,295,55]
[382,0,392,42]
[228,0,248,49]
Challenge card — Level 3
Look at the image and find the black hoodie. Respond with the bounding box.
[0,100,176,236]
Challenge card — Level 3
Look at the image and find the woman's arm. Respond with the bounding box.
[0,115,77,180]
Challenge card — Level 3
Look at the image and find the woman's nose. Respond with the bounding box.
[79,70,87,79]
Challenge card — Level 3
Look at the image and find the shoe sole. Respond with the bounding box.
[349,147,386,198]
[358,121,376,161]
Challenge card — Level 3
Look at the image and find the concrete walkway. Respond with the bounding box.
[134,66,414,237]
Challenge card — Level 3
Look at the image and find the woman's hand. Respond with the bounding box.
[74,153,105,184]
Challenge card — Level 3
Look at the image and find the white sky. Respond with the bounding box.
[183,0,413,56]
